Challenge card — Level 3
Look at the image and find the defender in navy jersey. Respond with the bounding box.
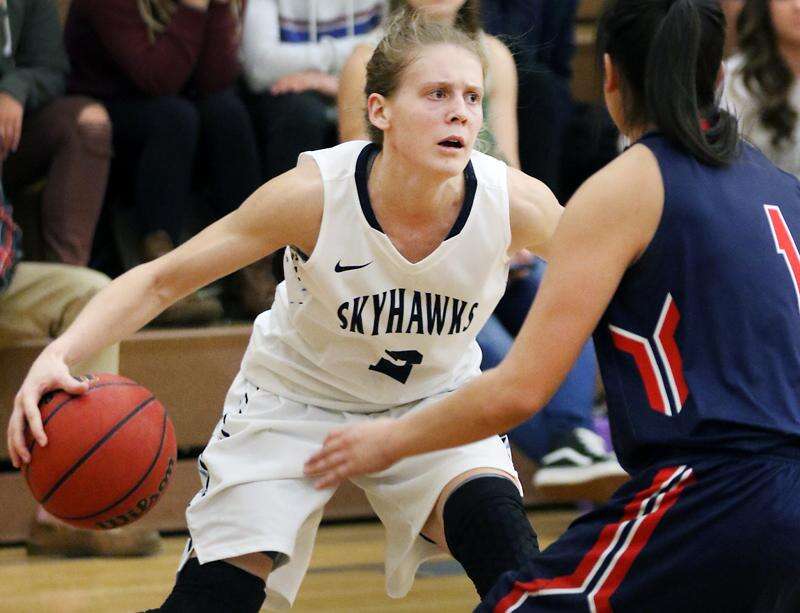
[8,13,563,613]
[307,1,800,611]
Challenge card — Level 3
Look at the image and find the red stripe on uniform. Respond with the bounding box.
[765,205,800,314]
[610,328,668,414]
[494,467,688,613]
[590,469,695,612]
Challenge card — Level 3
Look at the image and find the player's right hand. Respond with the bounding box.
[6,351,89,468]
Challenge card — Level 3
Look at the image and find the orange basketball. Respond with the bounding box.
[24,373,177,530]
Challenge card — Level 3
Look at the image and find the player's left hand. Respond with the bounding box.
[270,71,339,97]
[304,417,397,489]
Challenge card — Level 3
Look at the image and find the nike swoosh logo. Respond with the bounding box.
[335,260,373,273]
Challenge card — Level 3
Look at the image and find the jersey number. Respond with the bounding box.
[369,350,423,384]
[765,205,800,313]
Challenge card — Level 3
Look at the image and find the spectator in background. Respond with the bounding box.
[723,0,800,178]
[481,0,618,203]
[64,0,268,321]
[240,0,387,181]
[0,0,111,267]
[339,0,520,168]
[480,0,575,190]
[0,187,161,557]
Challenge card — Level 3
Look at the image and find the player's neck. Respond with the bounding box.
[625,123,657,143]
[369,147,463,221]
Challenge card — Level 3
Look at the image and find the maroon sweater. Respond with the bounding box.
[65,0,242,99]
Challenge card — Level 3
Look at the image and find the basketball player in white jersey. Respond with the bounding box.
[8,12,561,612]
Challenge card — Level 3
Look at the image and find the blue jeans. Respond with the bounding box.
[477,262,596,462]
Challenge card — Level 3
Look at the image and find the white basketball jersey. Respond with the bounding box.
[240,140,511,413]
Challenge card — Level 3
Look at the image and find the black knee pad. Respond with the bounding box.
[443,475,539,598]
[154,557,266,613]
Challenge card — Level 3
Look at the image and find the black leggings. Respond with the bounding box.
[245,89,337,181]
[105,88,260,243]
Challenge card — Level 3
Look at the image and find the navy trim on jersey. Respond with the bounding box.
[354,142,478,240]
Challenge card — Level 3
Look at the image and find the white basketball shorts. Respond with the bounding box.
[180,372,519,610]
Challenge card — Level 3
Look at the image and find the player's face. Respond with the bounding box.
[405,0,466,22]
[383,44,483,177]
[771,0,800,48]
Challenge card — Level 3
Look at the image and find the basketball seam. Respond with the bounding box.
[61,403,170,521]
[40,382,144,429]
[38,395,156,505]
[23,382,145,489]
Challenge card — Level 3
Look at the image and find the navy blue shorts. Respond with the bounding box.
[480,452,800,613]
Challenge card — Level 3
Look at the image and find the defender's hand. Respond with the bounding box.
[304,417,398,489]
[7,351,89,467]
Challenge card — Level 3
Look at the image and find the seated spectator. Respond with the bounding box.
[338,0,520,168]
[483,0,618,202]
[0,187,161,557]
[481,0,574,189]
[723,0,800,178]
[240,0,386,182]
[64,0,268,320]
[0,0,111,267]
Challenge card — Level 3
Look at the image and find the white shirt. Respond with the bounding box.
[240,0,386,91]
[723,53,800,178]
[240,141,512,412]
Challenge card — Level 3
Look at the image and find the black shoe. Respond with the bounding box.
[533,427,628,502]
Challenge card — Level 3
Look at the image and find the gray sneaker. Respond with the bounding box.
[533,427,629,502]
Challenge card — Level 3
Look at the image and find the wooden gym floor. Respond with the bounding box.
[0,508,579,613]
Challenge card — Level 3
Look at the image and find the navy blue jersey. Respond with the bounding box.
[594,134,800,473]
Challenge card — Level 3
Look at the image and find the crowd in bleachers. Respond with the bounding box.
[0,0,612,322]
[1,0,800,556]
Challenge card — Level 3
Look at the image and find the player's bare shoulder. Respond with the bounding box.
[573,142,663,230]
[507,166,563,259]
[237,155,324,256]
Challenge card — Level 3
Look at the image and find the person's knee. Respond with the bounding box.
[71,266,112,295]
[198,89,254,141]
[263,92,332,140]
[198,88,244,118]
[149,96,200,149]
[55,267,112,335]
[443,475,539,598]
[75,103,112,156]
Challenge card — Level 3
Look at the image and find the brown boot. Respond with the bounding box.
[140,229,175,261]
[140,231,224,326]
[151,288,225,326]
[232,256,278,318]
[26,517,162,558]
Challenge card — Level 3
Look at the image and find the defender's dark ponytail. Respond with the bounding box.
[599,0,739,166]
